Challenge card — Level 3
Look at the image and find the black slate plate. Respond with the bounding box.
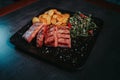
[10,8,103,71]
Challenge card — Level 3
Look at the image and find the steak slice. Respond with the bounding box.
[57,26,71,48]
[45,25,58,47]
[45,25,71,48]
[22,22,44,43]
[36,25,47,47]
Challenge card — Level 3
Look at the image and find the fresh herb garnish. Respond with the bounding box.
[69,11,97,38]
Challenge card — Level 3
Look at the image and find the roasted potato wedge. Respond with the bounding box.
[32,17,40,23]
[32,9,70,26]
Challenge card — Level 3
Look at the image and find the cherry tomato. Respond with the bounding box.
[68,22,72,29]
[88,30,93,35]
[80,13,87,18]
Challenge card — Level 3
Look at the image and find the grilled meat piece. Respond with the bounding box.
[57,26,71,48]
[45,25,71,48]
[23,23,71,48]
[36,25,47,47]
[22,22,44,43]
[45,25,58,47]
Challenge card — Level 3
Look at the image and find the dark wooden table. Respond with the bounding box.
[0,0,120,80]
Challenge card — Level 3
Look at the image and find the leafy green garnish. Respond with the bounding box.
[69,12,97,38]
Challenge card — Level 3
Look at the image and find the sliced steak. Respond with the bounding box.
[36,25,47,47]
[22,22,44,43]
[45,25,71,48]
[45,25,58,47]
[23,23,71,48]
[57,26,71,48]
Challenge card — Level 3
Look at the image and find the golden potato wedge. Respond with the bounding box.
[46,15,51,25]
[42,14,49,19]
[51,18,57,24]
[48,9,54,16]
[39,17,47,24]
[52,14,58,19]
[63,13,70,18]
[32,17,40,23]
[62,18,68,24]
[33,9,70,26]
[56,14,63,22]
[55,22,62,25]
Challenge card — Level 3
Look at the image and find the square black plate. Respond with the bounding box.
[10,8,103,71]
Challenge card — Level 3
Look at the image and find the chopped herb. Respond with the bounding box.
[69,12,97,38]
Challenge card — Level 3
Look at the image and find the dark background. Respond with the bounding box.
[0,0,20,8]
[106,0,120,5]
[0,0,120,80]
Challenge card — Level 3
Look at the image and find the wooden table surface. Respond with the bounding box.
[0,0,120,80]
